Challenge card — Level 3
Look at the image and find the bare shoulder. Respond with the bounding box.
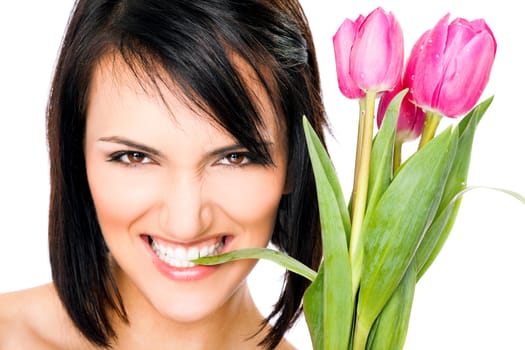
[0,284,60,349]
[0,283,94,350]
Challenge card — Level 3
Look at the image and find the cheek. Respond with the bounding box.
[86,164,160,235]
[210,168,286,232]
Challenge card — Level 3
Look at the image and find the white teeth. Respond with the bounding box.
[151,237,224,268]
[174,247,185,261]
[187,247,199,260]
[199,245,209,257]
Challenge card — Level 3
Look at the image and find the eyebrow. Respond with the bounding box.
[208,139,274,153]
[208,144,246,157]
[98,136,163,157]
[98,136,274,161]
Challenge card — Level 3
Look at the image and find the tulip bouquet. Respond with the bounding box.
[196,6,525,350]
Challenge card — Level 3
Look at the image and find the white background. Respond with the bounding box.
[1,1,523,349]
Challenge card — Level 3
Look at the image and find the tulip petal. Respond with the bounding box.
[379,82,425,142]
[442,18,478,69]
[437,31,496,117]
[411,14,450,110]
[377,83,401,128]
[333,18,365,99]
[381,14,404,91]
[404,30,430,104]
[397,101,426,141]
[351,8,394,91]
[470,19,497,53]
[350,9,390,90]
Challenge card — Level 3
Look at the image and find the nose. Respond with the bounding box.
[159,175,211,241]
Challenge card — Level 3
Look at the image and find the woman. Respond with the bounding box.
[0,0,326,349]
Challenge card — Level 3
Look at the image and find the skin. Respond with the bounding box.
[0,55,296,350]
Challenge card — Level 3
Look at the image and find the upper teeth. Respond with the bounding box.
[151,238,224,268]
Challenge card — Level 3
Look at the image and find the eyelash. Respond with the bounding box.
[107,150,264,168]
[108,151,154,167]
[216,152,254,167]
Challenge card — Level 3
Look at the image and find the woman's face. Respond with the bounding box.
[84,56,288,323]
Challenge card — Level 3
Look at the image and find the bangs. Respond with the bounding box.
[97,5,282,165]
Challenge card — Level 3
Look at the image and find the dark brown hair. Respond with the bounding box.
[47,0,326,348]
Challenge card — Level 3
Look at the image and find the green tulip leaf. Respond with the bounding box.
[302,117,351,243]
[415,97,493,279]
[304,264,325,350]
[303,117,352,350]
[417,184,525,278]
[355,125,458,345]
[365,262,416,350]
[192,247,317,281]
[367,89,406,210]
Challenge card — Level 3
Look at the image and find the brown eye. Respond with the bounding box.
[218,152,251,166]
[228,153,246,165]
[110,151,153,165]
[126,152,146,163]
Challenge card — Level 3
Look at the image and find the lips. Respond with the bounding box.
[143,234,229,281]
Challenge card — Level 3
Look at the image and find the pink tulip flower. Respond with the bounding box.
[333,7,404,97]
[405,14,497,117]
[377,84,426,142]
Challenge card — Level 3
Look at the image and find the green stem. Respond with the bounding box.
[350,91,376,295]
[418,111,442,150]
[393,139,403,173]
[351,98,367,211]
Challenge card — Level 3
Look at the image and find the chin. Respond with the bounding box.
[129,260,255,325]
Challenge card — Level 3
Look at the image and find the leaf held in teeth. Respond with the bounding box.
[192,247,317,281]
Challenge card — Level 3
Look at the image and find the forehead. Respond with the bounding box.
[87,52,284,141]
